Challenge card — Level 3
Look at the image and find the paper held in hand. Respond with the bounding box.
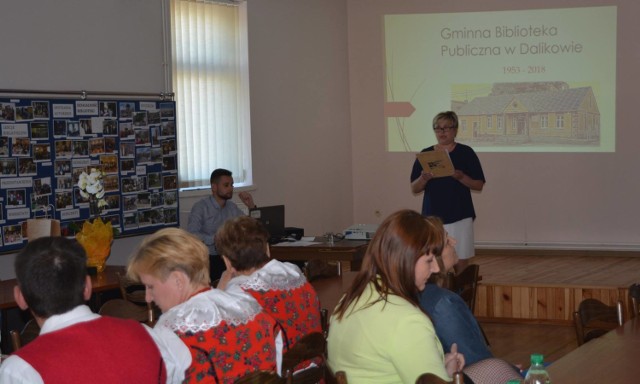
[416,149,455,178]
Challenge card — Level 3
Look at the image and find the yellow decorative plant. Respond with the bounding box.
[76,217,114,273]
[75,168,113,272]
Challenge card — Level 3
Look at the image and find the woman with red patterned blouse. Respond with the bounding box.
[127,228,283,384]
[216,216,323,351]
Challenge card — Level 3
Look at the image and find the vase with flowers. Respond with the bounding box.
[76,168,113,273]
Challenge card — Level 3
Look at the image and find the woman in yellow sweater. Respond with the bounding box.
[327,210,464,384]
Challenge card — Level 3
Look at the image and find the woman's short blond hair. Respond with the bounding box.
[127,227,210,285]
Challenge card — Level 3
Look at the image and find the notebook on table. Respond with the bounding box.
[249,205,285,244]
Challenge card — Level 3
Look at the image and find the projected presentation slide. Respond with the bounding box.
[384,6,616,153]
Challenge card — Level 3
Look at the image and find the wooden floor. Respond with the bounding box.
[472,253,640,288]
[466,252,638,367]
[479,321,578,367]
[470,253,640,323]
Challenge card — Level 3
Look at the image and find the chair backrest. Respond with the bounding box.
[320,308,329,338]
[629,283,640,319]
[281,332,326,384]
[99,298,152,324]
[285,366,324,384]
[10,318,40,351]
[116,272,147,305]
[573,298,624,346]
[325,369,348,384]
[414,372,452,384]
[234,370,287,384]
[305,260,342,282]
[452,264,480,313]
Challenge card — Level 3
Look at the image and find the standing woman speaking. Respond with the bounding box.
[410,111,485,272]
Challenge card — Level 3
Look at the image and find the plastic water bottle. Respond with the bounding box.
[524,353,551,384]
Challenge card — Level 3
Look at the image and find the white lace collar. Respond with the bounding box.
[230,259,307,292]
[156,288,263,333]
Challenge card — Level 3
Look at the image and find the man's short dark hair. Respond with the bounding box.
[210,168,232,184]
[15,237,88,318]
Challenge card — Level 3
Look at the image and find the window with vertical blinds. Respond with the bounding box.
[170,0,252,190]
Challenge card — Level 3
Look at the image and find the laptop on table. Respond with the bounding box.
[249,205,285,244]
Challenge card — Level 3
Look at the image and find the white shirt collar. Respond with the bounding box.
[40,305,100,335]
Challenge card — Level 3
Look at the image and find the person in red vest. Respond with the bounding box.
[0,236,182,384]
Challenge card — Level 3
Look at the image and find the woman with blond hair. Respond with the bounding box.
[410,111,485,272]
[127,228,282,383]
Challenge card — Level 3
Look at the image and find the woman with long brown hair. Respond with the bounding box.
[327,209,464,384]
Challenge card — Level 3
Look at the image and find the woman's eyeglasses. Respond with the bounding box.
[433,126,455,133]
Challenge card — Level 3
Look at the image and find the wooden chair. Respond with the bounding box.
[449,264,489,346]
[415,373,450,384]
[304,260,341,282]
[99,298,153,324]
[451,264,480,313]
[320,308,329,338]
[10,318,40,351]
[117,272,147,305]
[117,272,160,322]
[282,332,326,384]
[325,369,347,384]
[629,283,640,319]
[234,370,287,384]
[573,298,624,346]
[415,372,463,384]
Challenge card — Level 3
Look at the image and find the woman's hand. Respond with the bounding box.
[444,343,465,378]
[411,171,433,194]
[453,170,485,191]
[421,171,434,182]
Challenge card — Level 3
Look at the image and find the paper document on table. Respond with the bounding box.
[416,149,454,178]
[272,240,321,247]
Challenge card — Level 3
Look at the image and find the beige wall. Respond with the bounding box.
[347,0,640,250]
[1,0,639,279]
[246,0,354,237]
[0,0,355,279]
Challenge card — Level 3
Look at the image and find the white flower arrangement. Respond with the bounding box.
[77,168,108,210]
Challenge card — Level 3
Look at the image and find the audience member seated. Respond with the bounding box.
[327,210,521,384]
[187,168,257,282]
[0,237,180,384]
[127,228,283,383]
[327,210,464,383]
[216,216,323,351]
[419,236,492,366]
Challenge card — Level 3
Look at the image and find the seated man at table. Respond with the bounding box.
[0,236,185,384]
[216,216,323,350]
[187,168,256,282]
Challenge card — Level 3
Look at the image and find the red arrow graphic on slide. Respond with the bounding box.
[384,102,415,117]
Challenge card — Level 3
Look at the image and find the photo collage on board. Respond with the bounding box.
[0,98,179,251]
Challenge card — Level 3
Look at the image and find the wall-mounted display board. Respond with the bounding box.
[0,96,179,253]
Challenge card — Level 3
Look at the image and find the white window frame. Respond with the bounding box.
[165,0,252,192]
